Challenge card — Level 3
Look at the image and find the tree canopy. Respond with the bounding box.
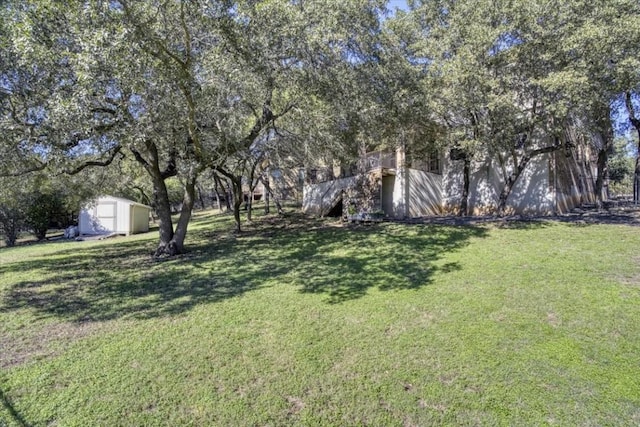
[2,0,640,252]
[1,0,390,254]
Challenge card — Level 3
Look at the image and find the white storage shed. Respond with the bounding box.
[79,196,152,236]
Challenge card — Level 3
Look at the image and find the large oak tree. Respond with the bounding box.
[1,0,387,255]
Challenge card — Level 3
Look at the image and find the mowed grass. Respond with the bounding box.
[1,210,640,426]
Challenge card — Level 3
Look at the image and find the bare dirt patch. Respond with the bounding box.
[286,395,305,416]
[0,321,105,369]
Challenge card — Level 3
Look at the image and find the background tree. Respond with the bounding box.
[1,0,388,256]
[0,176,27,247]
[543,0,640,205]
[608,136,636,197]
[396,0,640,213]
[24,189,65,240]
[624,93,640,202]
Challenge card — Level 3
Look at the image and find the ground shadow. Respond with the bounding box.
[0,236,276,323]
[396,204,640,229]
[0,213,488,324]
[262,219,488,303]
[0,386,29,427]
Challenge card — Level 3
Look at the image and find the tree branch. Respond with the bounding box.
[63,145,123,175]
[129,145,151,170]
[626,91,640,129]
[0,159,48,177]
[161,149,178,180]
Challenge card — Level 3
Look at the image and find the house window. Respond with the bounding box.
[427,151,441,174]
[307,169,317,184]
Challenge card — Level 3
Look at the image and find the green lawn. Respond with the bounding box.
[1,210,640,426]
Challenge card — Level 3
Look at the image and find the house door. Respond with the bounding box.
[381,175,395,217]
[96,202,117,232]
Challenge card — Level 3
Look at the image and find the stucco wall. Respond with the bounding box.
[302,176,357,216]
[303,141,600,219]
[506,154,554,215]
[552,150,597,213]
[444,153,554,215]
[269,167,303,202]
[407,169,443,216]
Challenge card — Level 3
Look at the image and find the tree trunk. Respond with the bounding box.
[1,213,20,247]
[264,174,270,215]
[595,146,609,208]
[460,156,470,216]
[594,108,614,209]
[196,184,206,209]
[497,176,518,216]
[224,180,233,211]
[230,175,243,233]
[631,126,640,204]
[625,91,640,204]
[155,175,197,257]
[130,140,191,257]
[148,162,175,255]
[497,145,561,216]
[246,192,253,222]
[212,173,226,212]
[214,188,222,212]
[635,159,640,205]
[261,175,283,214]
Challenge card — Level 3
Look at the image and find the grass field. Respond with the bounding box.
[1,210,640,426]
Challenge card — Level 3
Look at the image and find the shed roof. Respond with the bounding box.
[96,195,152,210]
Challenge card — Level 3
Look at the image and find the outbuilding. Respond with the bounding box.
[79,196,152,236]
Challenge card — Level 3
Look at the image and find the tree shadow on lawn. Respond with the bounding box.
[0,385,28,427]
[0,238,274,323]
[265,221,488,303]
[0,216,488,323]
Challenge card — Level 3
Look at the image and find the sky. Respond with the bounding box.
[387,0,409,13]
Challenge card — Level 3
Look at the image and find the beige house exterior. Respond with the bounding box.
[302,143,598,219]
[241,167,305,206]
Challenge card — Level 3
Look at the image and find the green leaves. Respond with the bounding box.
[396,0,640,149]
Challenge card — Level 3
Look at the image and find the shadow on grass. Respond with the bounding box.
[0,386,28,427]
[280,222,487,303]
[0,214,488,322]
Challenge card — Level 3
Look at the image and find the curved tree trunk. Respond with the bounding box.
[196,184,206,209]
[460,156,470,216]
[215,168,244,233]
[635,157,640,205]
[497,144,561,216]
[155,175,197,257]
[246,194,253,222]
[261,175,283,214]
[625,92,640,204]
[151,172,175,254]
[594,146,610,208]
[130,139,194,257]
[212,173,226,212]
[138,144,176,256]
[449,147,470,216]
[594,111,614,209]
[232,176,243,233]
